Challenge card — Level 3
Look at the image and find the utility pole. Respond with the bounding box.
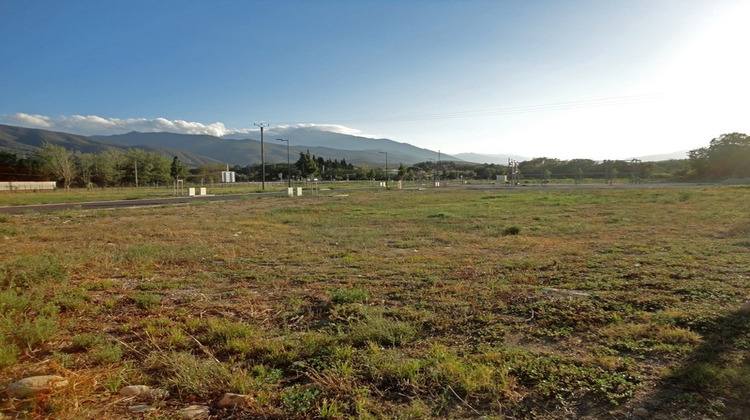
[254,122,269,190]
[379,151,389,188]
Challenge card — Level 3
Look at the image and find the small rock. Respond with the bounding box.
[120,385,151,397]
[178,405,210,419]
[119,385,169,400]
[634,407,650,418]
[644,398,663,408]
[129,405,155,413]
[6,375,68,398]
[218,392,248,407]
[144,388,169,400]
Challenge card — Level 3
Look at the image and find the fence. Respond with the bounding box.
[0,181,57,191]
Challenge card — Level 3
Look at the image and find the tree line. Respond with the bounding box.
[0,144,189,189]
[1,133,748,187]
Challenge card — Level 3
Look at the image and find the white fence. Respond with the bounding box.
[0,181,57,191]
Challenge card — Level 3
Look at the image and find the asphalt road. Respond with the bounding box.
[0,191,285,214]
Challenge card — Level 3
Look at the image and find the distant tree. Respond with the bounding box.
[0,150,35,181]
[74,152,97,187]
[397,163,407,180]
[36,142,75,190]
[170,156,187,181]
[123,149,170,186]
[296,151,318,179]
[689,133,750,179]
[94,149,127,186]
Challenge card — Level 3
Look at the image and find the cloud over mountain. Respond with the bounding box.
[4,113,237,137]
[2,113,376,139]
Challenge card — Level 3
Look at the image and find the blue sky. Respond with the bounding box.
[2,0,748,160]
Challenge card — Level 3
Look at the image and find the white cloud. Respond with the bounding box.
[270,123,380,138]
[6,113,55,128]
[3,113,238,137]
[2,113,376,140]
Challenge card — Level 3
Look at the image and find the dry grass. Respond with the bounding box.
[1,185,749,419]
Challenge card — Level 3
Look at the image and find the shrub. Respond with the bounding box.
[503,225,522,235]
[15,315,57,348]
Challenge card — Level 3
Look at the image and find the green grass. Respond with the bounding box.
[0,185,748,419]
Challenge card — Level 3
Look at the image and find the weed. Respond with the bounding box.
[15,314,57,349]
[53,286,91,312]
[341,311,418,347]
[331,287,369,304]
[147,351,258,396]
[0,254,68,288]
[70,332,105,351]
[678,191,693,202]
[318,398,347,419]
[131,291,161,310]
[0,336,19,368]
[0,287,32,314]
[90,343,123,364]
[83,279,123,291]
[282,385,320,414]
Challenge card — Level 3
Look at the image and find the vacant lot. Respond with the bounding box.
[1,186,748,419]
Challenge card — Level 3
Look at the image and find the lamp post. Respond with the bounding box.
[254,122,269,190]
[277,138,291,187]
[379,151,388,188]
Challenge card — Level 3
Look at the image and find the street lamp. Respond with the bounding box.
[254,122,269,190]
[378,151,388,188]
[277,138,291,188]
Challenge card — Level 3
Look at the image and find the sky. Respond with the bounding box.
[1,0,749,160]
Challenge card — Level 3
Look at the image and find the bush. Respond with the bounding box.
[503,225,522,235]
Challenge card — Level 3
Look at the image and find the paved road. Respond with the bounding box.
[0,191,285,214]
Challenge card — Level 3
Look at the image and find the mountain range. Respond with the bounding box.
[95,128,465,166]
[0,123,688,166]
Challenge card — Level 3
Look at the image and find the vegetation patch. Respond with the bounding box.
[0,186,748,419]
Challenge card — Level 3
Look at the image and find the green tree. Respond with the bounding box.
[96,149,127,186]
[689,133,750,179]
[170,156,187,181]
[74,152,97,187]
[36,142,75,190]
[296,150,318,179]
[124,149,171,186]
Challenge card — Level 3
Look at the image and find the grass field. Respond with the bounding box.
[1,185,748,419]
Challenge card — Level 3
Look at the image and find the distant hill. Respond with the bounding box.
[99,128,462,166]
[0,124,125,155]
[257,127,461,163]
[0,124,222,166]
